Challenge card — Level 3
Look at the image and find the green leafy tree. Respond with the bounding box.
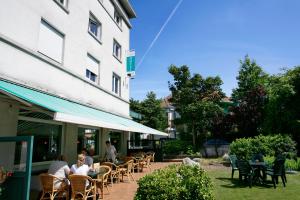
[168,65,224,148]
[231,56,268,137]
[130,92,167,131]
[232,55,267,101]
[264,66,300,154]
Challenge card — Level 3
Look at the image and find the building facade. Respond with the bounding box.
[0,0,168,176]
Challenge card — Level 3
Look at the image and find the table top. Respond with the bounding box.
[88,170,105,178]
[249,161,266,166]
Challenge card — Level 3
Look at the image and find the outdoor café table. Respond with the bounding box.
[249,161,266,184]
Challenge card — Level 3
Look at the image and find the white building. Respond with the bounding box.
[0,0,166,191]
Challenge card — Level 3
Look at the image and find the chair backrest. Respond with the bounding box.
[98,166,111,182]
[145,156,151,166]
[237,160,251,175]
[69,175,91,194]
[273,158,285,175]
[229,155,238,168]
[126,160,134,171]
[98,166,111,174]
[39,173,55,192]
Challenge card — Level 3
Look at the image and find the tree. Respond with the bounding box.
[263,67,300,154]
[130,92,167,131]
[168,65,225,148]
[232,55,267,101]
[231,56,268,137]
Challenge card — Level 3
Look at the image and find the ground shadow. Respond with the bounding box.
[216,177,274,189]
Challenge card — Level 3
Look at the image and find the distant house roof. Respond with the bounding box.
[160,95,173,108]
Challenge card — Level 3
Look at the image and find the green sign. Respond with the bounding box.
[126,50,135,77]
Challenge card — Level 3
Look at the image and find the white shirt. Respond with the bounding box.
[70,164,90,186]
[70,164,90,176]
[48,161,70,188]
[105,145,117,162]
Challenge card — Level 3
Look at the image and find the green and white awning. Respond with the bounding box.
[0,80,167,136]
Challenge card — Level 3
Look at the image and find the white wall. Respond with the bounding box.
[0,0,132,116]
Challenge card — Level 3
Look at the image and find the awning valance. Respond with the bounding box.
[0,80,168,136]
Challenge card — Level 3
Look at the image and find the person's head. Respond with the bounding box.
[106,140,111,147]
[89,148,95,156]
[81,148,88,155]
[77,154,85,167]
[56,155,66,161]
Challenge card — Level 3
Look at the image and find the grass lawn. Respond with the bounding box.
[206,167,300,200]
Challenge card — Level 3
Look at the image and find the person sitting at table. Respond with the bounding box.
[104,140,117,163]
[70,154,90,176]
[48,155,70,188]
[252,153,267,181]
[81,148,94,168]
[252,152,264,162]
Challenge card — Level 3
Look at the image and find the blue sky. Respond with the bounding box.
[129,0,300,100]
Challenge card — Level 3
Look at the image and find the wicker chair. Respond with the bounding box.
[131,157,144,173]
[94,166,111,199]
[39,173,69,200]
[140,155,152,172]
[119,160,135,182]
[69,174,97,200]
[101,162,120,184]
[146,152,155,162]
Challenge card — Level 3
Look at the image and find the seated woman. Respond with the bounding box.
[70,154,90,176]
[48,155,70,188]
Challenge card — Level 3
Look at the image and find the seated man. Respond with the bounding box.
[81,148,94,168]
[48,155,70,188]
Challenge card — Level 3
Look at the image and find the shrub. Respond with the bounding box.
[265,156,300,171]
[230,134,297,160]
[134,164,215,200]
[163,140,193,155]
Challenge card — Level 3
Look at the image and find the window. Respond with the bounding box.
[88,13,102,41]
[86,54,100,83]
[112,73,121,96]
[113,40,122,60]
[17,120,62,162]
[86,69,97,82]
[77,128,99,155]
[38,20,64,63]
[114,9,122,27]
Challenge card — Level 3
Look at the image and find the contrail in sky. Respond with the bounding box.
[136,0,184,70]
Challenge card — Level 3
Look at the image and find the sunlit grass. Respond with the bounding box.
[206,167,300,200]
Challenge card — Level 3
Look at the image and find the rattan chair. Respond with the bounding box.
[39,173,69,200]
[146,152,155,162]
[94,166,111,199]
[69,174,96,200]
[140,155,152,172]
[119,160,135,182]
[101,162,121,184]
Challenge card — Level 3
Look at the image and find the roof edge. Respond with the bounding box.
[118,0,136,18]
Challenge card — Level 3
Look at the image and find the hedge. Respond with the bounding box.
[230,134,297,160]
[134,164,215,200]
[163,140,194,155]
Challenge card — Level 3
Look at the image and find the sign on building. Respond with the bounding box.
[126,50,136,78]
